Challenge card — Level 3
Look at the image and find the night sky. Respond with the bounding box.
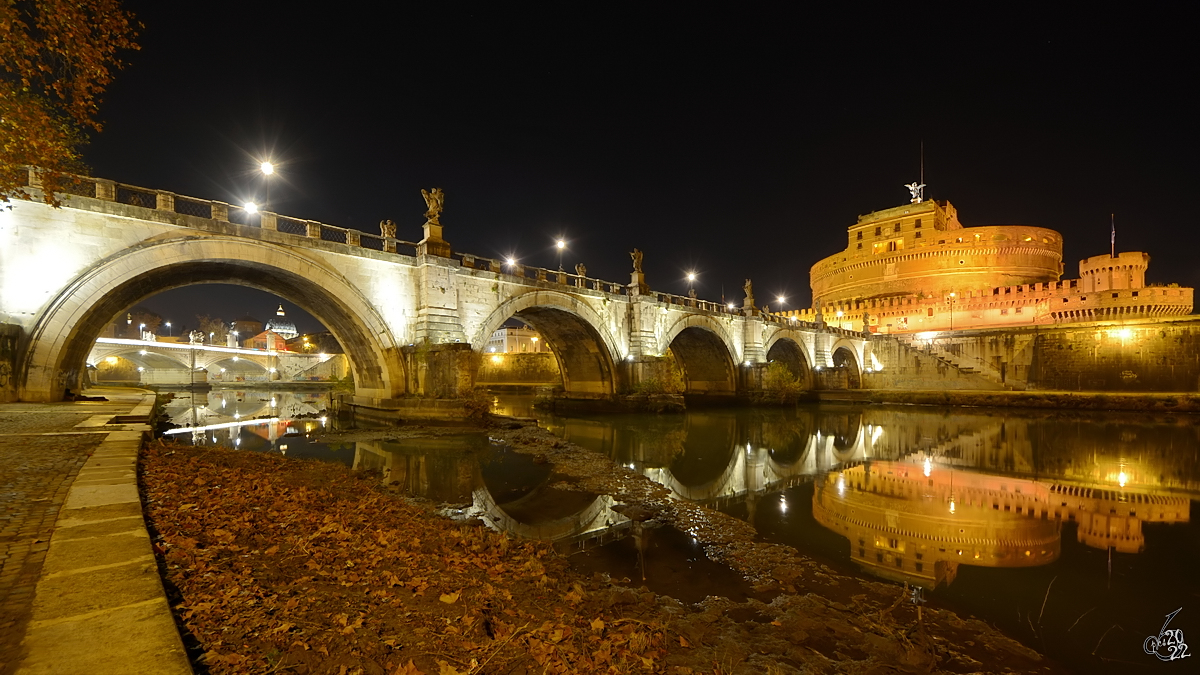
[84,4,1199,335]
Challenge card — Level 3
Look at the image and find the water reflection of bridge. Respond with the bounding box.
[339,404,1197,577]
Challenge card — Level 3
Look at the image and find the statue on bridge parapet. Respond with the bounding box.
[417,189,452,257]
[421,188,445,224]
[379,219,397,239]
[628,248,648,294]
[743,278,757,313]
[189,330,204,345]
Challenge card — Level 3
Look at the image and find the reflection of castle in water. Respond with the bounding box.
[813,459,1190,588]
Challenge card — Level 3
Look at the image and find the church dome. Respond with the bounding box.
[264,304,298,339]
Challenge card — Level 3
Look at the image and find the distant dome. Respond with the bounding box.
[264,304,298,339]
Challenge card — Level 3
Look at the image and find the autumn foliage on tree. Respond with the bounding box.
[0,0,139,205]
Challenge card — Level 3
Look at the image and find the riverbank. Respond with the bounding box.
[142,420,1065,674]
[821,389,1200,413]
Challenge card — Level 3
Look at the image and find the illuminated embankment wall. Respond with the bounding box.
[476,352,561,385]
[912,318,1200,392]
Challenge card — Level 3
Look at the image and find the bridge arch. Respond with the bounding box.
[19,235,404,401]
[830,338,863,389]
[471,289,621,397]
[660,315,738,395]
[764,335,814,391]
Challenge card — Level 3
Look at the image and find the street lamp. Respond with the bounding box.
[555,238,566,271]
[139,322,145,339]
[243,202,258,214]
[686,272,697,297]
[260,161,274,212]
[776,295,786,314]
[165,321,172,337]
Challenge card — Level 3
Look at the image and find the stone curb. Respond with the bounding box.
[15,393,192,675]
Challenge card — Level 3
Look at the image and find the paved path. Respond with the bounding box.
[0,388,190,675]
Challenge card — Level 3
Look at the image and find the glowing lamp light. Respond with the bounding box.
[556,239,565,250]
[505,256,517,267]
[923,457,932,477]
[139,349,147,355]
[260,161,274,175]
[727,303,736,310]
[1118,471,1128,487]
[244,202,258,213]
[105,356,118,365]
[777,295,786,305]
[835,310,844,318]
[491,354,502,364]
[687,272,696,282]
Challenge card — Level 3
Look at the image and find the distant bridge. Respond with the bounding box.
[88,337,336,383]
[2,171,876,403]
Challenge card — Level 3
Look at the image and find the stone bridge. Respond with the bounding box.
[88,337,335,382]
[1,171,876,404]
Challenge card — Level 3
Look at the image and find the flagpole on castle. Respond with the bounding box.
[1111,213,1116,259]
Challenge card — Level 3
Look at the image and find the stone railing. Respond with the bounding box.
[450,253,630,295]
[25,169,790,316]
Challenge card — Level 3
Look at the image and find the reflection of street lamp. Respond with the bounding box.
[948,292,957,331]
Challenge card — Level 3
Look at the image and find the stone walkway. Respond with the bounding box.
[0,388,190,675]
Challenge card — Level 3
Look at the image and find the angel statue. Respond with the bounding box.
[743,278,754,299]
[421,188,445,223]
[575,262,587,277]
[379,219,397,239]
[630,248,644,274]
[905,182,926,204]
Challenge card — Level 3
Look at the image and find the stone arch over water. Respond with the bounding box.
[19,235,404,401]
[661,315,738,395]
[471,290,621,397]
[764,336,814,390]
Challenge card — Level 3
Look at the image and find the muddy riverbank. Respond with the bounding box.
[140,415,1066,674]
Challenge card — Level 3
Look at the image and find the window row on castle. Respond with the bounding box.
[857,218,925,241]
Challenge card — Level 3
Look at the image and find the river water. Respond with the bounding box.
[161,388,1200,673]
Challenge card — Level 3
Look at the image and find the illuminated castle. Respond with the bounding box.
[787,198,1193,333]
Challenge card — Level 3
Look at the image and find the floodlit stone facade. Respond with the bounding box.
[789,200,1193,333]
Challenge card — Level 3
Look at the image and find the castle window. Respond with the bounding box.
[927,308,934,317]
[915,562,924,573]
[895,557,903,568]
[1132,291,1139,297]
[894,224,901,233]
[915,219,922,229]
[1112,293,1119,299]
[875,226,882,236]
[857,231,863,240]
[915,231,922,239]
[856,243,862,250]
[887,241,898,252]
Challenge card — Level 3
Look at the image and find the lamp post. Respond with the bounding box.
[555,239,566,272]
[139,322,145,340]
[165,321,172,337]
[687,272,696,296]
[776,295,786,316]
[948,292,957,331]
[260,161,274,212]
